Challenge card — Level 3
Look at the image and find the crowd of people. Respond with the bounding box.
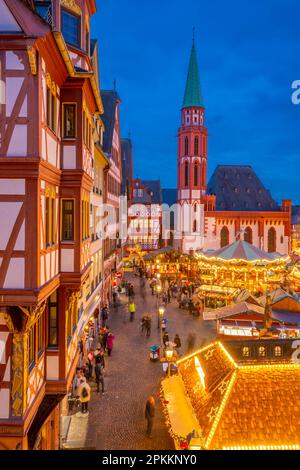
[69,306,116,415]
[69,264,201,440]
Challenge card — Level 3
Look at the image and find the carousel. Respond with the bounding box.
[194,240,289,308]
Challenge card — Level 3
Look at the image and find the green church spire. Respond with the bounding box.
[182,38,204,108]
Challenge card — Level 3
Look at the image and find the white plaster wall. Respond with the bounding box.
[47,134,58,167]
[40,256,45,286]
[4,258,24,288]
[45,252,51,282]
[61,249,74,272]
[6,51,24,69]
[0,202,22,249]
[0,179,25,195]
[46,356,59,380]
[0,389,10,419]
[1,0,21,31]
[6,77,24,117]
[63,145,76,169]
[7,124,27,156]
[0,332,8,364]
[14,220,25,250]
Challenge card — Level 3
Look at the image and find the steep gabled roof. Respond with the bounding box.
[132,179,162,205]
[182,40,204,108]
[207,165,280,212]
[101,90,120,154]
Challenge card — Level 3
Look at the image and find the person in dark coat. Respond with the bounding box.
[163,331,169,347]
[174,334,181,356]
[145,396,155,438]
[95,363,105,394]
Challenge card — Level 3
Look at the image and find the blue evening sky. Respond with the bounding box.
[91,0,300,205]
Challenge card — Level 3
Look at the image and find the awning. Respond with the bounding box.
[272,310,300,324]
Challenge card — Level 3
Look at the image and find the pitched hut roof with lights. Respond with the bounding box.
[161,341,300,450]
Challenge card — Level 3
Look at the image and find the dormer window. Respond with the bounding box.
[61,9,81,48]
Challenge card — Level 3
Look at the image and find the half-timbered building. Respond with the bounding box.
[0,0,103,450]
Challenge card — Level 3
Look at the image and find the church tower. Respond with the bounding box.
[177,38,207,252]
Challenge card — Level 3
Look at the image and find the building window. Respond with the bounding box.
[194,137,199,156]
[62,200,74,241]
[46,86,57,133]
[45,197,50,247]
[184,161,189,187]
[63,104,76,138]
[258,346,266,357]
[48,290,58,347]
[51,198,55,245]
[37,315,44,354]
[194,162,198,186]
[61,9,81,48]
[220,226,229,248]
[82,200,89,240]
[242,346,250,357]
[28,327,36,366]
[193,220,197,233]
[244,226,253,244]
[268,227,276,253]
[184,137,189,156]
[274,346,282,357]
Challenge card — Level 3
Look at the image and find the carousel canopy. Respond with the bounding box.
[143,246,175,260]
[199,240,285,263]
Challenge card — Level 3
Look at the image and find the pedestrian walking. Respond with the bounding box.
[129,300,136,322]
[95,363,105,394]
[145,396,155,438]
[163,331,169,347]
[174,334,181,356]
[101,306,108,326]
[187,332,196,354]
[106,332,115,356]
[145,315,151,337]
[94,348,105,369]
[78,378,91,414]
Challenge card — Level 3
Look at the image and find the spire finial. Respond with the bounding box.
[192,27,195,45]
[114,79,117,92]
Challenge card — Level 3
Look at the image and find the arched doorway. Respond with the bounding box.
[268,227,276,252]
[244,226,253,244]
[220,226,229,248]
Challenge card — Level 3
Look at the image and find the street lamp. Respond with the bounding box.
[158,305,165,355]
[156,284,162,328]
[156,272,161,279]
[165,348,174,377]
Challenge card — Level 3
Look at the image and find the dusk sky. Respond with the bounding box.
[92,0,300,205]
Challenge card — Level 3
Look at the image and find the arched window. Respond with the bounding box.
[274,346,282,357]
[184,161,189,187]
[184,137,189,156]
[242,347,250,357]
[268,227,276,253]
[244,226,253,244]
[220,226,229,248]
[193,220,197,233]
[194,137,199,156]
[194,162,198,186]
[194,203,197,212]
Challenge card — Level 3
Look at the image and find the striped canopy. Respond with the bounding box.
[202,240,281,262]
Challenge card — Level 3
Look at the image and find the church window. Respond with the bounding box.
[184,137,189,156]
[194,162,199,186]
[268,227,276,252]
[194,137,199,156]
[193,220,197,232]
[244,226,253,244]
[184,161,189,187]
[220,226,229,248]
